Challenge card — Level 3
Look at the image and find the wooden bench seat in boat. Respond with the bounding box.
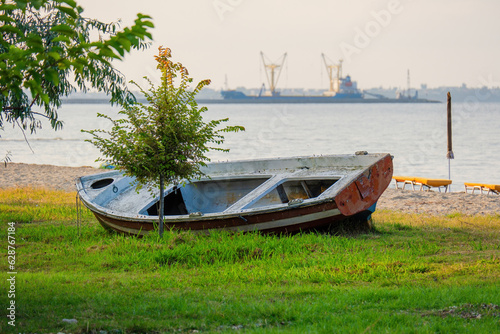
[464,182,500,195]
[392,176,452,192]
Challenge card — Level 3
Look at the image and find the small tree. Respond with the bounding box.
[84,46,244,237]
[0,0,153,135]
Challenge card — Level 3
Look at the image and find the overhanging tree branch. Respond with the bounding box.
[0,0,154,136]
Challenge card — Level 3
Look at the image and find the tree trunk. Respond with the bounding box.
[159,173,165,238]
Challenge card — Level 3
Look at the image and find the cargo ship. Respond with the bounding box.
[198,53,438,104]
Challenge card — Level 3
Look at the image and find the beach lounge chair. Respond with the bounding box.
[464,182,500,195]
[393,176,452,192]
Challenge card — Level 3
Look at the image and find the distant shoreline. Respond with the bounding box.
[61,97,500,104]
[62,98,442,104]
[61,85,500,104]
[61,98,113,104]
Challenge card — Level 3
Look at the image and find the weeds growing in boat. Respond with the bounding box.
[1,188,499,333]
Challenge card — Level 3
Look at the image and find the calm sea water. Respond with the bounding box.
[1,102,499,191]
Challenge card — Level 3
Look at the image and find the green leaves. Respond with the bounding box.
[45,68,60,86]
[0,0,154,134]
[50,24,77,37]
[55,5,79,18]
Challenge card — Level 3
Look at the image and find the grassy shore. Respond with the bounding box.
[1,188,499,333]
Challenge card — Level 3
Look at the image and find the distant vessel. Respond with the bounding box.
[200,52,438,104]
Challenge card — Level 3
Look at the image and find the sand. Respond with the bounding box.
[1,163,498,216]
[379,187,499,216]
[0,163,106,192]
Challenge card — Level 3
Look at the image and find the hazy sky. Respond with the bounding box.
[80,0,500,91]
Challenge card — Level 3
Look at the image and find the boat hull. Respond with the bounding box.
[92,201,347,235]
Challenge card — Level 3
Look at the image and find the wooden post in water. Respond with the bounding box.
[446,92,454,188]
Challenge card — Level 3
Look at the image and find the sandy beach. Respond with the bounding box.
[0,163,104,192]
[1,163,498,216]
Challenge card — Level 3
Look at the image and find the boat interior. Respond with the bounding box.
[83,173,341,217]
[140,176,340,216]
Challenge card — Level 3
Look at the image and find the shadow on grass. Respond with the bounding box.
[313,217,378,237]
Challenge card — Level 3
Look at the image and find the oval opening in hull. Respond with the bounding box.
[91,178,114,189]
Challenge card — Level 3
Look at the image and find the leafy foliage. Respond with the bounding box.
[84,46,245,190]
[0,0,154,134]
[1,150,11,167]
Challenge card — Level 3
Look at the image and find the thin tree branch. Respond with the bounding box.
[31,111,53,120]
[15,119,35,154]
[29,94,39,109]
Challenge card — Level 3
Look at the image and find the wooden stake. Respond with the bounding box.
[446,92,454,160]
[446,92,454,187]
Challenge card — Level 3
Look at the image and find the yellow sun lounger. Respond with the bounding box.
[464,182,500,195]
[393,176,452,192]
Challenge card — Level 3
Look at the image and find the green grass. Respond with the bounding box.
[1,189,500,333]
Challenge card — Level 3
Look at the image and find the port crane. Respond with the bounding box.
[260,51,287,96]
[321,53,343,96]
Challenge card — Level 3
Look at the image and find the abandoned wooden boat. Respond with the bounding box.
[76,153,393,235]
